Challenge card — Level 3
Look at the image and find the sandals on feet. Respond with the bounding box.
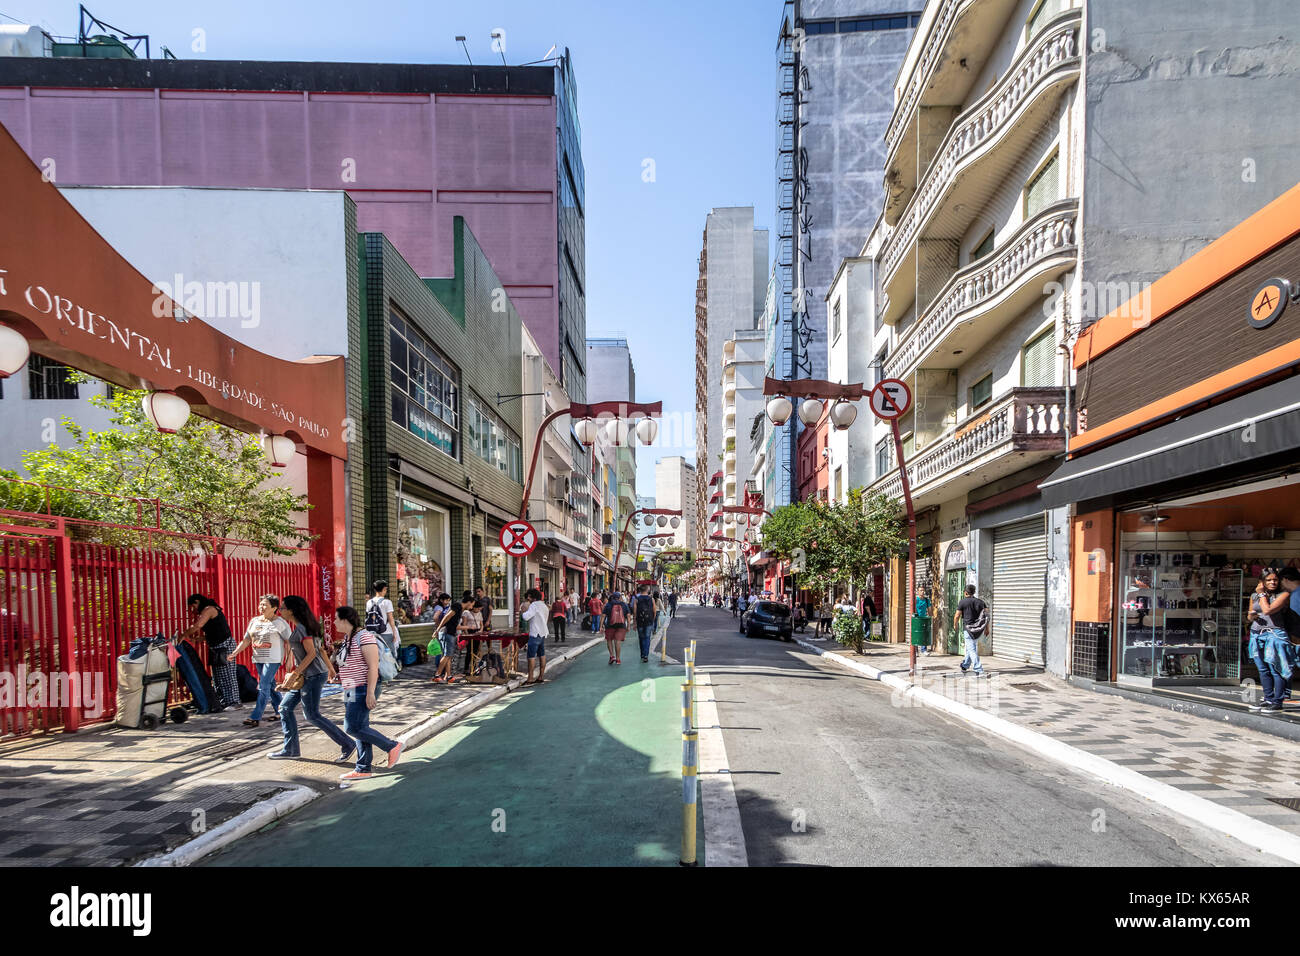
[242,718,260,727]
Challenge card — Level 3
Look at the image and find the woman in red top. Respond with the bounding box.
[551,592,568,644]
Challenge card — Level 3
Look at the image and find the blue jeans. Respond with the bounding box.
[637,624,653,659]
[278,671,352,757]
[251,661,283,721]
[960,632,984,674]
[343,685,398,772]
[592,614,603,632]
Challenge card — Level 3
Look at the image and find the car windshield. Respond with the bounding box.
[758,602,790,617]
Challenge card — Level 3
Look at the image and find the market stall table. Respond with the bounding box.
[459,631,528,682]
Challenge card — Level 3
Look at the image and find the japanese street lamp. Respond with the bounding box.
[0,324,30,378]
[614,506,682,589]
[798,398,823,425]
[141,390,192,434]
[829,400,858,430]
[265,434,297,468]
[765,395,793,427]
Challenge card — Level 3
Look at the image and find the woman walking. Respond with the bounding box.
[335,605,403,780]
[229,594,289,728]
[604,590,630,664]
[551,591,568,644]
[181,593,241,711]
[268,595,354,761]
[1249,570,1294,713]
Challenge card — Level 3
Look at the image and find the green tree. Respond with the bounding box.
[0,374,312,556]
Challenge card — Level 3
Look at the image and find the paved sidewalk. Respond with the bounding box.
[0,636,598,866]
[800,636,1300,843]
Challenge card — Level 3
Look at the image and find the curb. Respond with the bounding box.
[135,635,604,867]
[134,786,317,867]
[794,638,1300,864]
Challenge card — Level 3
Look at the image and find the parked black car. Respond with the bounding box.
[740,601,793,641]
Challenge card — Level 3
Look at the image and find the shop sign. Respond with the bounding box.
[1248,277,1295,329]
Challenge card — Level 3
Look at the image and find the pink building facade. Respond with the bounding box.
[0,56,587,397]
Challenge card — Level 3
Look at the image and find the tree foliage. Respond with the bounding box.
[759,488,907,596]
[0,374,313,556]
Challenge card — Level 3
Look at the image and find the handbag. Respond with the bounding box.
[277,669,306,693]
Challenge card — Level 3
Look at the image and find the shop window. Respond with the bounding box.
[396,497,450,621]
[389,306,459,459]
[28,355,78,400]
[970,373,993,411]
[1023,151,1060,219]
[483,544,508,616]
[1021,328,1056,387]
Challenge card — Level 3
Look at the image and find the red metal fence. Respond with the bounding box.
[1,513,316,737]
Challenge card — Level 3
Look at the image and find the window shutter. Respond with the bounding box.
[1021,329,1055,387]
[1024,152,1059,218]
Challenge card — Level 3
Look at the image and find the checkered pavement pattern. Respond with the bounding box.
[841,643,1300,840]
[0,654,496,865]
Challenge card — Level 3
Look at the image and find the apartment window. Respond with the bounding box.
[389,307,460,459]
[28,355,78,400]
[834,466,843,502]
[971,229,995,263]
[969,373,993,411]
[876,439,891,477]
[1026,0,1065,42]
[467,394,523,483]
[832,299,842,341]
[1021,328,1056,387]
[1024,151,1060,219]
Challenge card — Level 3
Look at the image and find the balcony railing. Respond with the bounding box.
[874,387,1072,500]
[884,199,1078,381]
[884,0,968,161]
[880,11,1081,294]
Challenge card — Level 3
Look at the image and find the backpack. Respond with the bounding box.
[607,602,626,627]
[635,595,654,628]
[344,631,399,682]
[970,600,990,636]
[364,598,388,634]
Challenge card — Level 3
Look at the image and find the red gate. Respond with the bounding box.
[1,513,317,737]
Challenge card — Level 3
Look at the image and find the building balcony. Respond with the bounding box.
[880,10,1081,321]
[883,199,1078,382]
[723,425,737,443]
[871,387,1073,507]
[723,379,736,401]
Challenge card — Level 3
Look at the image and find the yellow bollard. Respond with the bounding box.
[681,682,698,867]
[660,624,668,664]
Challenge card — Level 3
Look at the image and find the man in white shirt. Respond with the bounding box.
[521,587,550,685]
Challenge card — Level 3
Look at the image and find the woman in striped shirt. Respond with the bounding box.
[335,605,403,781]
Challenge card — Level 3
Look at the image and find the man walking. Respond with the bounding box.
[521,588,549,685]
[634,584,656,663]
[954,585,989,677]
[669,590,678,618]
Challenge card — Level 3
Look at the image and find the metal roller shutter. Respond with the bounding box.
[992,516,1047,665]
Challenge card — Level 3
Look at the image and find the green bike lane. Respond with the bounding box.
[202,640,700,866]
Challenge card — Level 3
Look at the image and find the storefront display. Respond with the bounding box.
[396,496,450,620]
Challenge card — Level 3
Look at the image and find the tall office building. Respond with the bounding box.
[775,1,919,490]
[693,207,767,552]
[654,457,698,552]
[586,336,640,582]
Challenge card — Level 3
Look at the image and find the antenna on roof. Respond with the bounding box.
[455,35,472,65]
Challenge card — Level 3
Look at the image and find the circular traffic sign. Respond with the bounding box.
[499,520,538,557]
[870,379,912,420]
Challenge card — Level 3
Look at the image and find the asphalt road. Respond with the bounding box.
[677,603,1280,866]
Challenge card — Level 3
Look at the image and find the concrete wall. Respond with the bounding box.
[1081,0,1300,318]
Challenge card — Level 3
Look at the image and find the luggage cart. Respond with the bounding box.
[115,635,187,729]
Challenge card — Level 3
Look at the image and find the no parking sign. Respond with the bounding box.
[499,520,538,557]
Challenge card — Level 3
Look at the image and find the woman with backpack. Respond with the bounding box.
[335,605,403,781]
[268,595,353,761]
[604,591,630,665]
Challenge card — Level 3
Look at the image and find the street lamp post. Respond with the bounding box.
[517,400,662,625]
[614,507,681,591]
[763,374,921,674]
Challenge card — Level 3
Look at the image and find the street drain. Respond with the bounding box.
[1266,797,1300,812]
[1011,682,1053,692]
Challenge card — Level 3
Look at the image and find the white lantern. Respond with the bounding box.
[657,515,669,528]
[574,418,599,447]
[725,513,735,525]
[265,434,297,468]
[635,417,659,445]
[605,418,630,446]
[830,400,858,430]
[670,516,681,529]
[798,398,823,425]
[766,396,793,426]
[141,390,191,434]
[0,324,31,378]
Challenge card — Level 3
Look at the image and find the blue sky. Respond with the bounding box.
[3,0,780,497]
